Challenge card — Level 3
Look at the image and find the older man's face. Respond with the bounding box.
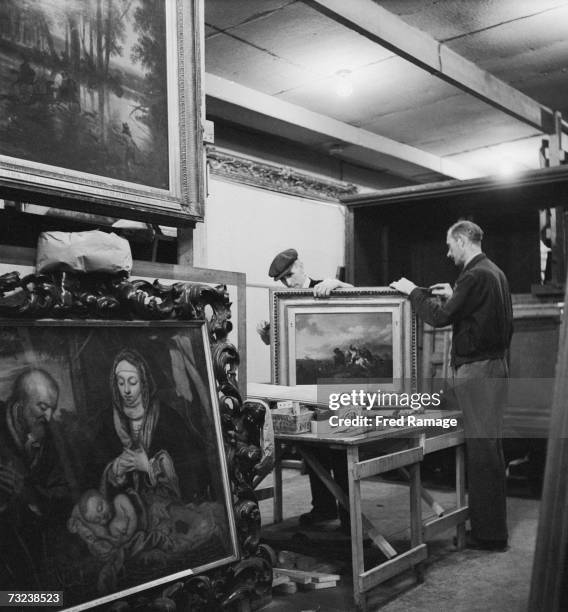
[21,374,58,437]
[281,260,307,288]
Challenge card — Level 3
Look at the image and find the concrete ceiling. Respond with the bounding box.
[204,0,568,185]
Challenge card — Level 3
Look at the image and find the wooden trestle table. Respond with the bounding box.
[271,414,467,611]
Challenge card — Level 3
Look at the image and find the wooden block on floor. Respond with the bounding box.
[311,574,340,583]
[273,569,311,584]
[274,568,340,583]
[302,581,337,590]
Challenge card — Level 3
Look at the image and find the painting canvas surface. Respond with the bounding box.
[0,0,169,188]
[0,322,236,610]
[294,311,394,385]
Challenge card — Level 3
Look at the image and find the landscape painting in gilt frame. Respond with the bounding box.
[270,288,417,394]
[0,0,204,220]
[0,321,237,611]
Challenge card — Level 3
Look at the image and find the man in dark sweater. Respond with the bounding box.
[391,220,513,552]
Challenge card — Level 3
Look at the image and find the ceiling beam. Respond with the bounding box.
[306,0,561,134]
[205,73,482,181]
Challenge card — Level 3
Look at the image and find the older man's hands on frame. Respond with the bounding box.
[312,278,352,297]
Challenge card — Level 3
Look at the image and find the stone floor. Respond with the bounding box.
[257,469,539,611]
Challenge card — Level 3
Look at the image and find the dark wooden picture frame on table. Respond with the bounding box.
[0,267,272,612]
[270,288,417,394]
[0,0,204,222]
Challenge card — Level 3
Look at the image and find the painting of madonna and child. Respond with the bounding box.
[0,322,237,610]
[292,310,395,385]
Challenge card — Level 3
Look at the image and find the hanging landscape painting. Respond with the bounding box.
[0,0,204,220]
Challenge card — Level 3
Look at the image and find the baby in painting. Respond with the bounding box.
[68,489,139,558]
[68,489,145,594]
[69,488,224,559]
[67,485,228,595]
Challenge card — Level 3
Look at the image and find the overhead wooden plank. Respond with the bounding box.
[205,73,481,181]
[342,164,568,208]
[307,0,558,134]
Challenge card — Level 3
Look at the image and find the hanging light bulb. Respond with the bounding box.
[496,158,520,179]
[334,70,353,98]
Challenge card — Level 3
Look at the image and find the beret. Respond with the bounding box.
[268,248,298,280]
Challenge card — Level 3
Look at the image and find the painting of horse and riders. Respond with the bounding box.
[0,0,170,189]
[294,311,394,385]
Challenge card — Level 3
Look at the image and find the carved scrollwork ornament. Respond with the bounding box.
[207,146,358,202]
[0,270,273,611]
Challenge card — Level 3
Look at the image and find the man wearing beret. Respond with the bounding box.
[269,248,351,296]
[257,249,352,345]
[260,248,353,530]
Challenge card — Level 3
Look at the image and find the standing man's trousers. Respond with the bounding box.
[453,357,509,542]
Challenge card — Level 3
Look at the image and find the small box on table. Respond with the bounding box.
[272,406,313,434]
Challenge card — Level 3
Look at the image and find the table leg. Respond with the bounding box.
[347,446,366,612]
[455,444,466,549]
[398,467,445,517]
[409,462,425,582]
[273,440,283,524]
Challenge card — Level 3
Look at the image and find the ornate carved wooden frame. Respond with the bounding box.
[0,269,273,612]
[207,146,358,203]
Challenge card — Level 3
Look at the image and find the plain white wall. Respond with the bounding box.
[195,176,347,383]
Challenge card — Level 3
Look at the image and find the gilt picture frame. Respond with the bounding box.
[270,288,417,395]
[0,320,238,611]
[0,0,204,222]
